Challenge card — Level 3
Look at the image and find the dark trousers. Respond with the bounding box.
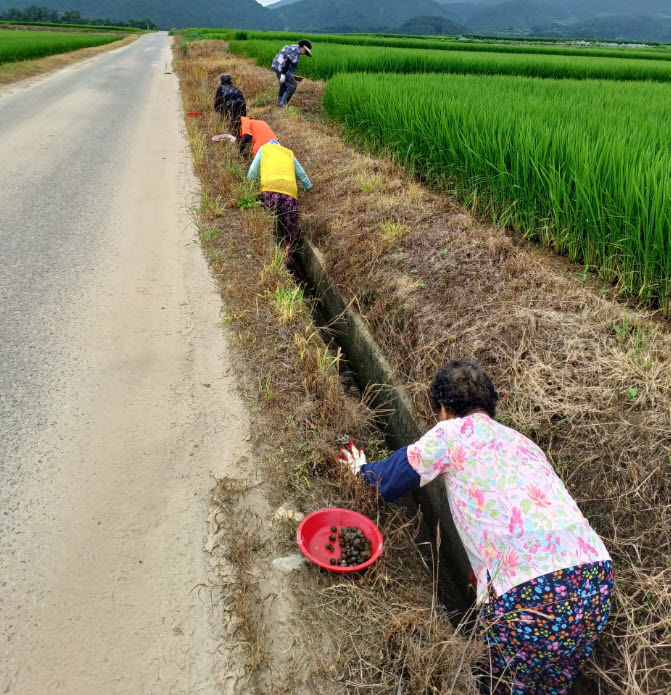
[274,69,297,107]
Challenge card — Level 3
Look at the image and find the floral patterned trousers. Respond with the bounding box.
[260,192,300,253]
[478,561,613,694]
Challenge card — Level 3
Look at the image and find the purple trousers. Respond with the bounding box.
[260,192,300,251]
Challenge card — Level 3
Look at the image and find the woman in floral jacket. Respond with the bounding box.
[338,358,613,695]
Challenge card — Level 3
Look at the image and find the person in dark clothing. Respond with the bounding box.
[271,39,312,108]
[213,74,246,132]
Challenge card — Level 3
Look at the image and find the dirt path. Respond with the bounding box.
[1,34,251,693]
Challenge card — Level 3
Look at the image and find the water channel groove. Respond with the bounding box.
[293,238,474,611]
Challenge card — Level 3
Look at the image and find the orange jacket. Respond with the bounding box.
[239,117,277,155]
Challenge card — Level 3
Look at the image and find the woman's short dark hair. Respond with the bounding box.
[298,39,312,50]
[429,359,498,418]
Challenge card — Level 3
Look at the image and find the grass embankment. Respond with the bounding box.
[0,28,122,64]
[229,38,671,82]
[200,28,671,62]
[173,40,479,694]
[323,72,671,309]
[202,43,671,694]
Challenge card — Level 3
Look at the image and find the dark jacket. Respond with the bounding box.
[214,85,247,121]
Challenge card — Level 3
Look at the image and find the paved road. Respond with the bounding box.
[0,33,249,693]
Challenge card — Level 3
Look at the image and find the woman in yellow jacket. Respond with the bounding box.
[247,139,312,256]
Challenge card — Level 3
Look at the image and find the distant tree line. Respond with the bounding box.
[0,5,156,30]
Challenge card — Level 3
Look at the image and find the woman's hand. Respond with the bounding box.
[336,440,367,475]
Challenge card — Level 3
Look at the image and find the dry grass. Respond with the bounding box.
[0,32,137,86]
[187,43,671,694]
[174,39,477,694]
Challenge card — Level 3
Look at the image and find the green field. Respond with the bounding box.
[324,72,671,305]
[229,39,671,82]
[0,29,123,64]
[202,28,671,62]
[0,20,143,32]
[186,25,671,305]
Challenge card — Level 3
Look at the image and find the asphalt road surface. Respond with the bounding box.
[0,32,250,693]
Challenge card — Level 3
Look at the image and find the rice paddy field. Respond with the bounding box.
[324,73,671,305]
[202,28,671,62]
[227,35,671,309]
[0,20,143,32]
[0,29,123,64]
[229,39,671,83]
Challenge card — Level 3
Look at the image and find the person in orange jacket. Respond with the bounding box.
[212,117,277,154]
[246,139,311,257]
[238,117,276,156]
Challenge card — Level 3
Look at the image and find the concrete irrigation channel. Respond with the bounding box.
[294,239,474,611]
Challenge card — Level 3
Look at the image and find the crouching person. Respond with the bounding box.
[337,358,613,695]
[246,139,311,258]
[238,116,277,157]
[214,74,246,132]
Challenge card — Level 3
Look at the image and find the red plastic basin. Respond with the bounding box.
[296,507,383,573]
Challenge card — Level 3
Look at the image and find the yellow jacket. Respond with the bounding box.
[259,143,298,199]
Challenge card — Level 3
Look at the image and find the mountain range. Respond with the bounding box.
[0,0,669,41]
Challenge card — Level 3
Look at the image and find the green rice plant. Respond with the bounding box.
[0,29,121,64]
[0,20,143,32]
[324,72,671,307]
[195,28,671,62]
[229,39,671,83]
[180,28,206,43]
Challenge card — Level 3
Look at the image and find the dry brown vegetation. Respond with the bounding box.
[177,39,671,693]
[175,40,479,694]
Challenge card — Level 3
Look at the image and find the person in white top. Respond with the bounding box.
[338,358,613,694]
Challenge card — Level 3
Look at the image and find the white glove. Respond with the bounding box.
[279,74,286,84]
[336,440,367,475]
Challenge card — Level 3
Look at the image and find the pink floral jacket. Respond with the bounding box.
[407,413,611,604]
